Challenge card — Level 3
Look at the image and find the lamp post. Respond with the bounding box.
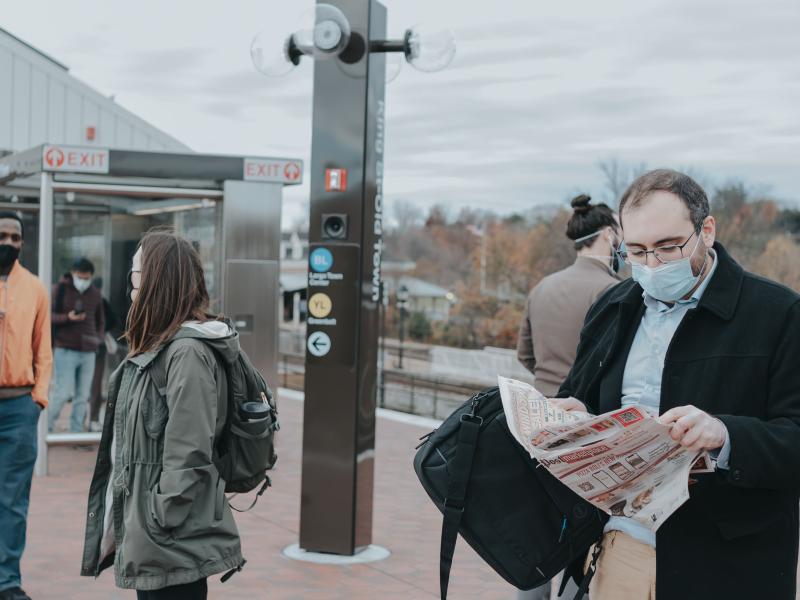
[378,280,387,407]
[466,223,487,296]
[252,1,455,558]
[397,283,409,370]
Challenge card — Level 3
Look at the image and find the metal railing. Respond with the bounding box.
[278,350,485,420]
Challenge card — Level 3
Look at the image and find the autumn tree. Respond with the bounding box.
[383,184,800,349]
[711,182,782,267]
[752,235,800,291]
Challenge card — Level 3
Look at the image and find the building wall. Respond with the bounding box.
[409,296,450,322]
[280,232,308,261]
[0,28,189,153]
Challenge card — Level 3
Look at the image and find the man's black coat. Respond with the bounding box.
[560,243,800,600]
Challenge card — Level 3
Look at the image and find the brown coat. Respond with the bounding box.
[51,275,104,352]
[516,257,619,396]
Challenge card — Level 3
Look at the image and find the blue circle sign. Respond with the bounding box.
[307,331,331,357]
[310,247,333,273]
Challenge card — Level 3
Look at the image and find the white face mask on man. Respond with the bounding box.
[73,275,92,294]
[630,234,707,302]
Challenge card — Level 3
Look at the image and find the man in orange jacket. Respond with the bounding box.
[0,211,52,600]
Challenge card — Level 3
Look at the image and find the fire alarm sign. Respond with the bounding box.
[325,168,348,192]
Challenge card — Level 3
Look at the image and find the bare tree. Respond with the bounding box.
[390,199,424,232]
[597,158,648,206]
[598,158,625,206]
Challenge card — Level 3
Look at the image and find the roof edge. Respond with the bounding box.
[0,26,69,72]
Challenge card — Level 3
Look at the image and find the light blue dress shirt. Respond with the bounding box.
[604,249,730,547]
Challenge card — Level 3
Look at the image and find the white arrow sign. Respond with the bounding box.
[307,331,331,357]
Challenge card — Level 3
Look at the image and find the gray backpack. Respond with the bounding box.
[150,341,279,511]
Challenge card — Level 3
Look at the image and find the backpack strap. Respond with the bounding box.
[148,340,230,452]
[439,411,482,600]
[148,355,168,398]
[559,534,604,600]
[146,342,173,398]
[147,340,224,405]
[227,475,271,513]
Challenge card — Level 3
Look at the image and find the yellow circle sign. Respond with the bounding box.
[308,293,333,318]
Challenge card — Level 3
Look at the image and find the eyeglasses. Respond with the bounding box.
[618,230,700,265]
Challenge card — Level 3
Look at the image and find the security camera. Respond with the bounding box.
[322,214,348,240]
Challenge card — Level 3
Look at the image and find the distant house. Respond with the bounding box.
[383,275,455,322]
[280,231,308,261]
[279,230,308,325]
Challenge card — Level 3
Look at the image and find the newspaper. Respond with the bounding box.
[498,376,710,532]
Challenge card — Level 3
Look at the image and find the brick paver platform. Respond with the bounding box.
[22,391,514,599]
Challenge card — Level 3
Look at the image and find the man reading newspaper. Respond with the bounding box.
[499,376,714,536]
[534,170,800,600]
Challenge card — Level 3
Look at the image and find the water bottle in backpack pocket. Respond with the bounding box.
[148,336,279,510]
[214,349,279,497]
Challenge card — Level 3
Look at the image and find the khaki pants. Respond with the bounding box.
[586,531,656,600]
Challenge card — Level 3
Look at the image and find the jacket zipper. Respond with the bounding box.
[557,515,568,543]
[118,368,146,497]
[0,278,8,382]
[93,364,126,577]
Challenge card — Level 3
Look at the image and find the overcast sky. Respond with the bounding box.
[4,0,800,226]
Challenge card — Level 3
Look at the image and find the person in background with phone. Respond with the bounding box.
[49,257,105,432]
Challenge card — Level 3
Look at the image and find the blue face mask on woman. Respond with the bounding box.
[631,235,707,302]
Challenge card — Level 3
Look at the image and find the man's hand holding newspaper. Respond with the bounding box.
[498,376,714,532]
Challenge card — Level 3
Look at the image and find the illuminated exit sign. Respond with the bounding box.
[243,157,304,184]
[42,145,109,174]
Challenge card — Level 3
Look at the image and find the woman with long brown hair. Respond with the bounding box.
[80,230,242,599]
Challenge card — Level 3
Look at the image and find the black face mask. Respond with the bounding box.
[609,234,627,274]
[611,247,621,274]
[0,244,20,268]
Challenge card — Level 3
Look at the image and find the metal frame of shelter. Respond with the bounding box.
[0,144,303,475]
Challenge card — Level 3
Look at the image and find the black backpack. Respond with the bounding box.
[150,339,279,510]
[413,386,608,599]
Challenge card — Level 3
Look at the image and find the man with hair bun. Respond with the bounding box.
[517,194,622,396]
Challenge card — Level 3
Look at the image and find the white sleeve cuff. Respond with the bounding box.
[712,427,731,471]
